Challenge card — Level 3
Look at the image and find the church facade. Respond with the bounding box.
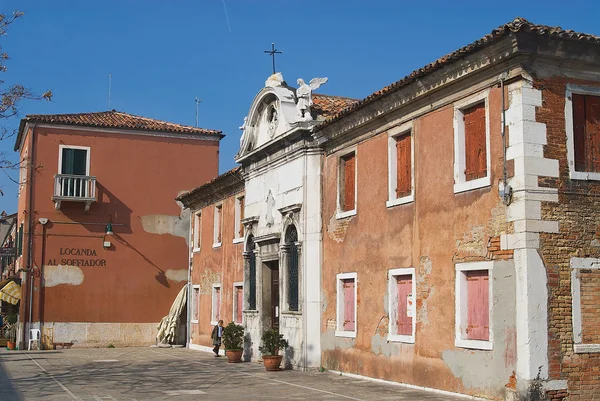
[184,18,600,401]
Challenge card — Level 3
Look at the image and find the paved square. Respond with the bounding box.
[0,347,476,400]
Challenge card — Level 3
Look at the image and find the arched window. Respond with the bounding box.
[246,235,256,310]
[285,226,299,311]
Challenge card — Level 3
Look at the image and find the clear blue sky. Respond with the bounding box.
[1,0,599,213]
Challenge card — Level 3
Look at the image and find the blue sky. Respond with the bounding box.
[1,0,599,213]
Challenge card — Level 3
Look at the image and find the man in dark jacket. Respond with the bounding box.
[211,320,224,357]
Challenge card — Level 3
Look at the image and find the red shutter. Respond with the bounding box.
[236,286,243,323]
[463,103,487,181]
[196,213,202,249]
[342,279,355,331]
[585,95,600,172]
[215,287,221,321]
[342,154,356,211]
[396,275,413,335]
[239,197,245,237]
[573,94,587,172]
[395,134,412,198]
[217,207,222,243]
[193,288,199,321]
[466,270,489,341]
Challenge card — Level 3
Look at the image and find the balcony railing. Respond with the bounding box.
[52,174,97,212]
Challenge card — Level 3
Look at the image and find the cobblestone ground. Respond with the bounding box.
[0,347,478,401]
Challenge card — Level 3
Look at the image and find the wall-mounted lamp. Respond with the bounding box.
[105,222,113,236]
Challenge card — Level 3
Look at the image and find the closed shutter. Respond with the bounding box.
[463,103,487,181]
[466,270,489,341]
[342,154,355,212]
[239,197,245,237]
[396,275,413,335]
[215,287,221,321]
[17,223,23,257]
[573,94,587,172]
[217,207,222,243]
[236,287,243,323]
[586,95,600,172]
[342,279,355,331]
[193,288,199,321]
[395,133,412,198]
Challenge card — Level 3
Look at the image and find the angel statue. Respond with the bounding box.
[296,77,328,121]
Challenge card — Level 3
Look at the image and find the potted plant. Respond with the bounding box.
[222,322,244,363]
[5,314,17,350]
[259,328,289,371]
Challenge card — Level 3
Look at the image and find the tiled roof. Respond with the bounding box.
[317,17,600,130]
[312,94,359,120]
[17,110,222,150]
[176,166,243,208]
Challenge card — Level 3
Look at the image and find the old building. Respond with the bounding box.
[184,18,600,401]
[15,110,222,348]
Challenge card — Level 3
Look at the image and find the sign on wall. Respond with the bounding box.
[46,248,107,267]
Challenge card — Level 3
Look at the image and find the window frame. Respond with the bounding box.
[565,84,600,181]
[388,267,416,343]
[453,91,491,194]
[570,257,600,353]
[193,210,202,253]
[58,144,91,176]
[387,122,415,208]
[335,272,357,338]
[233,282,244,324]
[233,195,245,244]
[455,261,493,350]
[336,149,357,219]
[213,203,223,248]
[211,283,221,325]
[191,284,200,324]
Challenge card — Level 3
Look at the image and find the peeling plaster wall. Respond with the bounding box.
[321,85,517,399]
[44,264,84,287]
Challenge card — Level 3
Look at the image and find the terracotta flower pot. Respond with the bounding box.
[262,355,283,371]
[7,341,16,350]
[225,349,243,363]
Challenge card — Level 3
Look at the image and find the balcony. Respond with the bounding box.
[52,174,97,212]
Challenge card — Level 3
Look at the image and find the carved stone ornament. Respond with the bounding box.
[266,103,279,138]
[295,77,328,122]
[265,190,276,227]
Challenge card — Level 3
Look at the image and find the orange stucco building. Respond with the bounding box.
[14,110,221,348]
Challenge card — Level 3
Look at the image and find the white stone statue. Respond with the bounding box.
[239,117,247,146]
[296,77,328,121]
[265,72,284,88]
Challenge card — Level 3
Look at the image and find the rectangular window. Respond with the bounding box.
[336,272,357,338]
[60,147,89,176]
[191,285,200,323]
[58,145,91,198]
[17,223,23,257]
[213,205,222,247]
[338,152,356,217]
[395,133,412,197]
[455,261,493,350]
[388,268,416,343]
[211,284,221,324]
[193,211,201,252]
[453,92,491,193]
[572,93,600,173]
[570,257,600,353]
[233,283,244,324]
[234,196,245,242]
[387,123,414,207]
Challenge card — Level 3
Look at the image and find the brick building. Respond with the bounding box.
[184,18,600,401]
[14,110,221,348]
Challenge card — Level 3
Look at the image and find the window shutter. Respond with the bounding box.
[215,288,221,321]
[466,270,489,341]
[193,289,199,321]
[17,223,23,257]
[585,95,600,173]
[217,207,222,243]
[396,275,413,335]
[573,94,587,172]
[343,155,356,211]
[236,287,243,323]
[342,279,355,331]
[239,197,245,237]
[463,104,487,181]
[395,134,412,198]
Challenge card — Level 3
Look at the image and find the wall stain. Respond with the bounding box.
[44,264,84,287]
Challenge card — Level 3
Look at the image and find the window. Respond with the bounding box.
[387,123,414,207]
[455,261,493,350]
[285,225,299,312]
[388,268,416,343]
[570,257,600,353]
[16,222,23,257]
[234,196,245,243]
[566,85,600,180]
[247,235,256,310]
[213,204,222,247]
[337,151,356,218]
[336,272,357,338]
[233,283,244,324]
[59,146,89,176]
[191,285,200,323]
[193,211,202,252]
[211,284,221,325]
[453,91,491,193]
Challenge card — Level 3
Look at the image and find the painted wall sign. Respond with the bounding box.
[46,248,107,267]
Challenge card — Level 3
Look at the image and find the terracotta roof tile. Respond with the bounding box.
[317,17,600,130]
[22,110,222,137]
[176,166,243,208]
[311,94,359,120]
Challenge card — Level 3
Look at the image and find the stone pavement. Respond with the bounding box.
[0,347,480,401]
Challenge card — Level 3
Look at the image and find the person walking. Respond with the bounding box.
[211,319,224,357]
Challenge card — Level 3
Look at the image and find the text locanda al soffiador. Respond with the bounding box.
[46,248,107,267]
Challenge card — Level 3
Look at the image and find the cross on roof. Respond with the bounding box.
[264,43,282,75]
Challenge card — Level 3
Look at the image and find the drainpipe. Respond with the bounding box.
[23,123,37,347]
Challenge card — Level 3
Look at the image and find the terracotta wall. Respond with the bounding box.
[19,126,219,327]
[321,86,517,399]
[189,191,244,348]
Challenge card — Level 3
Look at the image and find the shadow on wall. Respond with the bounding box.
[111,232,169,288]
